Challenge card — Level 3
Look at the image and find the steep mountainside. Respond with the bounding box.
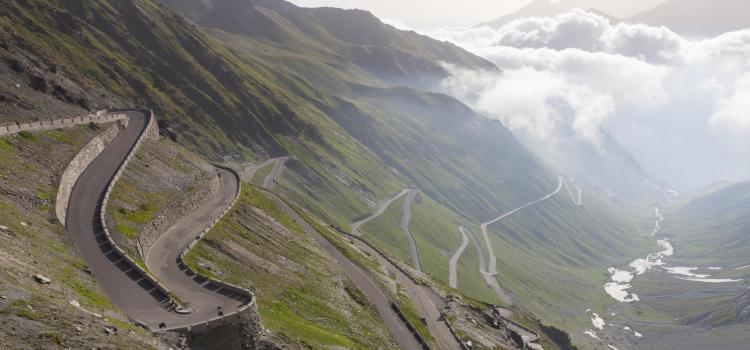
[629,0,750,37]
[159,0,496,87]
[1,1,664,348]
[673,182,750,265]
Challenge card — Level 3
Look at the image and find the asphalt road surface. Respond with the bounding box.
[400,189,422,272]
[145,167,248,323]
[351,189,412,237]
[262,157,288,190]
[66,111,245,330]
[448,226,470,289]
[268,193,425,350]
[66,112,184,327]
[351,237,462,350]
[481,176,563,276]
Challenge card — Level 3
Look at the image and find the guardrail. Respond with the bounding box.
[339,227,536,348]
[504,317,541,344]
[443,316,470,350]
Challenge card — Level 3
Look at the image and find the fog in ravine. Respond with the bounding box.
[424,10,750,190]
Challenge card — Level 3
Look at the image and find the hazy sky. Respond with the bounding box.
[288,0,658,29]
[288,0,534,29]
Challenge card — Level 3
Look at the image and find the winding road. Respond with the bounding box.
[351,188,413,237]
[267,192,425,350]
[41,107,552,347]
[563,178,583,207]
[346,189,462,348]
[243,159,428,349]
[65,111,247,331]
[481,176,564,277]
[145,167,248,320]
[448,226,470,289]
[351,188,424,271]
[262,157,288,190]
[350,236,461,350]
[400,190,423,272]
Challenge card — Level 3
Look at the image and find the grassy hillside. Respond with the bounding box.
[599,183,750,349]
[184,185,396,348]
[0,126,166,349]
[1,1,664,348]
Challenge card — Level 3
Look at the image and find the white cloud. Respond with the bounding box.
[442,65,615,149]
[711,72,750,129]
[423,10,750,187]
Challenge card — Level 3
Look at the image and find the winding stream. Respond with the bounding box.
[603,207,742,303]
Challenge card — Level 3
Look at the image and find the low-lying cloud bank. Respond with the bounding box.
[423,10,750,188]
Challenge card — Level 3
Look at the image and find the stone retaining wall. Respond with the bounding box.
[0,112,128,137]
[55,120,127,226]
[98,110,179,311]
[136,169,221,258]
[0,111,131,226]
[167,165,261,344]
[31,109,261,342]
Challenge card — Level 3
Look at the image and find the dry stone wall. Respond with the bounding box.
[98,111,178,310]
[55,120,126,225]
[168,165,261,345]
[0,111,130,225]
[0,112,128,136]
[21,109,261,341]
[136,169,221,258]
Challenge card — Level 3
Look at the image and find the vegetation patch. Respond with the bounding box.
[185,183,395,348]
[43,129,75,145]
[18,130,37,141]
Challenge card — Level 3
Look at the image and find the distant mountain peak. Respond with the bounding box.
[628,0,750,37]
[480,0,659,28]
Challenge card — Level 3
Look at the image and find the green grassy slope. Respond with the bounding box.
[626,183,750,330]
[0,126,165,349]
[185,185,395,348]
[483,187,654,342]
[2,1,664,347]
[672,182,750,265]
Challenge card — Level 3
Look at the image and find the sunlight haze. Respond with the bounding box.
[288,0,664,28]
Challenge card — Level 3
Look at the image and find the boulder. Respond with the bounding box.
[33,274,51,284]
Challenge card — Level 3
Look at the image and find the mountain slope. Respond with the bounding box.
[629,0,750,37]
[2,1,666,348]
[479,0,662,28]
[160,0,496,87]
